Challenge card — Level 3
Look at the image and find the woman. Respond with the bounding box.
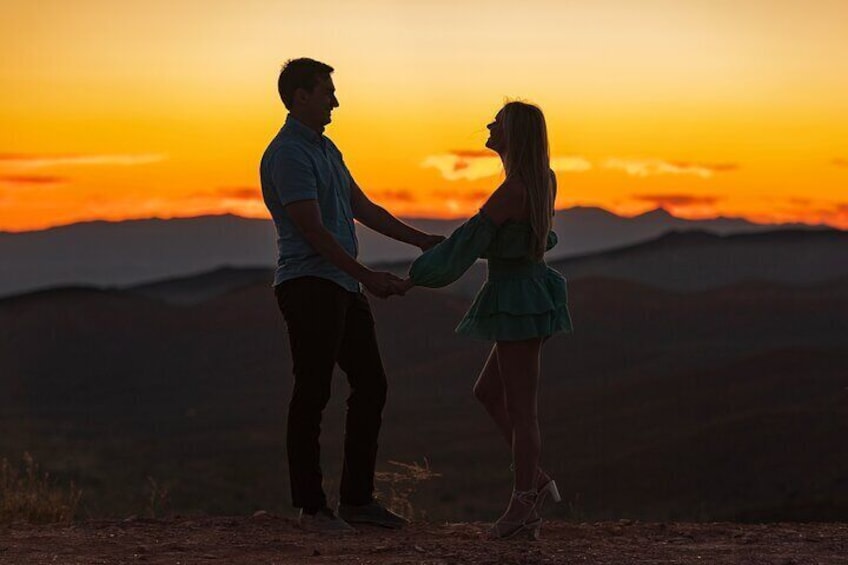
[399,101,573,539]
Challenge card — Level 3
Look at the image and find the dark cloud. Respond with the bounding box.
[788,197,812,205]
[0,153,165,167]
[184,187,262,203]
[372,189,417,203]
[373,188,487,205]
[0,175,66,186]
[449,149,495,158]
[217,187,262,201]
[635,194,721,207]
[433,189,490,202]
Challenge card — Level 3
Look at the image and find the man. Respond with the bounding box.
[260,58,443,533]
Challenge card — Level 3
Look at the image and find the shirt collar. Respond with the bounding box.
[284,115,324,145]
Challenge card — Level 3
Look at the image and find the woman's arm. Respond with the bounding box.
[404,178,525,290]
[406,211,498,288]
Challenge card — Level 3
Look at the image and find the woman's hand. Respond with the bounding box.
[390,277,415,295]
[361,269,407,299]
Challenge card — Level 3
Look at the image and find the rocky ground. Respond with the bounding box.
[2,515,847,564]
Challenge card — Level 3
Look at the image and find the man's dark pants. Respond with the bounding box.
[274,276,387,513]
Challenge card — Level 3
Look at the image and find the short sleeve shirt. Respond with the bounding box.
[260,115,360,292]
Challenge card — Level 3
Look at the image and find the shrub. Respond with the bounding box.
[0,452,82,524]
[375,459,441,521]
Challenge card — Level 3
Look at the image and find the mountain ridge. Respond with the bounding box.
[1,228,845,304]
[0,208,839,298]
[0,206,830,237]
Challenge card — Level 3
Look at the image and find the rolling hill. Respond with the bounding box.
[1,229,845,522]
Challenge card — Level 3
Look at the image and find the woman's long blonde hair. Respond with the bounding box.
[501,101,554,260]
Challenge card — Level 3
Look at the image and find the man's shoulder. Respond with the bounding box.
[323,136,344,157]
[268,129,308,151]
[263,135,313,165]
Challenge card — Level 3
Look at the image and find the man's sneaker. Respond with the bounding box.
[298,507,356,534]
[338,501,409,529]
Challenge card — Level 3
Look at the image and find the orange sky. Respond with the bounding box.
[1,0,846,232]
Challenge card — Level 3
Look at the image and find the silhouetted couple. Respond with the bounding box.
[260,58,572,539]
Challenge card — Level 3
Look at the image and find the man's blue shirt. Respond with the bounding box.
[260,115,360,292]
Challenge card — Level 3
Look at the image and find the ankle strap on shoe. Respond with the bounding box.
[512,489,538,505]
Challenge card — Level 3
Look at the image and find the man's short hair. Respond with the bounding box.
[277,58,334,110]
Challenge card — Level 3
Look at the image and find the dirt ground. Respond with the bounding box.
[2,515,847,565]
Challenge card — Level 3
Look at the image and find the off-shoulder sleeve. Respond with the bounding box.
[410,211,498,288]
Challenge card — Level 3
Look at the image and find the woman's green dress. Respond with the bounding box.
[409,210,573,341]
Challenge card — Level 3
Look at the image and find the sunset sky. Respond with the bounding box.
[2,0,847,232]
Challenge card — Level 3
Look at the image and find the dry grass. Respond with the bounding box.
[144,476,171,519]
[374,458,441,521]
[0,452,82,524]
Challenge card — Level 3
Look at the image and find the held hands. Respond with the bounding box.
[361,231,439,299]
[361,270,414,299]
[393,277,414,295]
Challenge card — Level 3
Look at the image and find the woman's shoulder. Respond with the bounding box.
[482,177,529,225]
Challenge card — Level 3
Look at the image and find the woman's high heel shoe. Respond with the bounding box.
[488,489,543,540]
[538,478,562,505]
[508,465,562,507]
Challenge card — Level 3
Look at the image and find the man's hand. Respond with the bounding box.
[392,277,415,295]
[417,233,446,252]
[361,270,406,299]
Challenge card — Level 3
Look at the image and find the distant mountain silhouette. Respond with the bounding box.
[407,228,848,298]
[556,228,848,290]
[4,227,843,305]
[0,208,828,298]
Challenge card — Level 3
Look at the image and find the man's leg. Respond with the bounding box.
[275,277,347,512]
[336,292,388,506]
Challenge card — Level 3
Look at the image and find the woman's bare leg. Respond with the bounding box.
[496,338,542,493]
[483,337,545,532]
[473,343,551,487]
[473,345,512,444]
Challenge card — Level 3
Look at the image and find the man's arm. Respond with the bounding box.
[286,199,404,298]
[350,178,444,251]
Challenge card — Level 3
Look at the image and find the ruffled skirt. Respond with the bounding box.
[455,260,573,341]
